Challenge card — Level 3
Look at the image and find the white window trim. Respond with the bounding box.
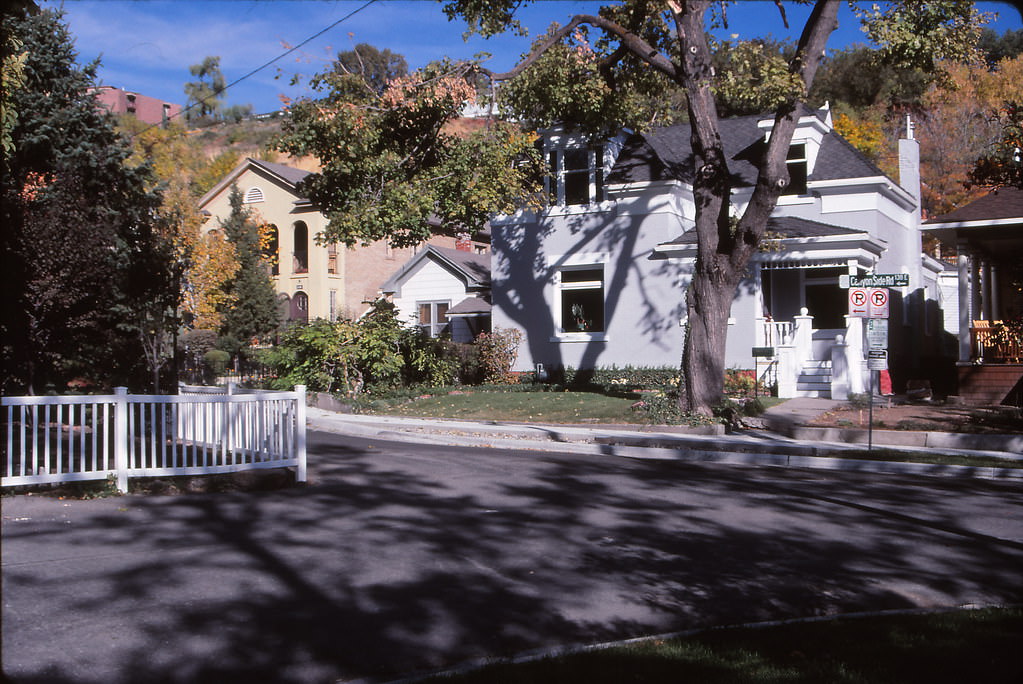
[548,255,609,342]
[545,144,607,207]
[416,300,451,338]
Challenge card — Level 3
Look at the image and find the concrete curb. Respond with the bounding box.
[307,409,1023,481]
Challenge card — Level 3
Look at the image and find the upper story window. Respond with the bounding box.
[244,186,265,203]
[293,221,308,274]
[547,145,605,206]
[784,143,808,195]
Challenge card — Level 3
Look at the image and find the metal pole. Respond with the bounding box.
[868,371,874,452]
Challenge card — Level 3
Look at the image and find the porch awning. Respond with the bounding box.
[655,216,886,270]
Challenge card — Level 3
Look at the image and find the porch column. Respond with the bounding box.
[845,316,865,394]
[957,242,971,363]
[793,307,814,363]
[990,263,1001,321]
[982,259,993,320]
[970,254,982,321]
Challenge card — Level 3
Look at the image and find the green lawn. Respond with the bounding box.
[374,390,655,424]
[424,607,1022,683]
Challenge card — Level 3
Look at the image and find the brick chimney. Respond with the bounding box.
[455,231,473,252]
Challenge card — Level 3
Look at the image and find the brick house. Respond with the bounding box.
[91,85,181,126]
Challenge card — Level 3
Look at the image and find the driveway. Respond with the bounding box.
[3,430,1023,683]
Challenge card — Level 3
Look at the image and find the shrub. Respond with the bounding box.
[204,350,230,376]
[476,328,524,384]
[724,368,761,398]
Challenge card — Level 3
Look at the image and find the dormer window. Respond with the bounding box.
[547,145,605,206]
[785,143,808,195]
[243,186,264,203]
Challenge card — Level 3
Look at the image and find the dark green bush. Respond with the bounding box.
[204,349,231,376]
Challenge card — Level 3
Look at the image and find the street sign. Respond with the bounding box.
[868,287,889,318]
[752,346,775,357]
[849,288,869,317]
[867,319,888,349]
[848,273,909,288]
[867,349,888,370]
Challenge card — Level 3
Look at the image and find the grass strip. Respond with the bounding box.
[425,607,1022,683]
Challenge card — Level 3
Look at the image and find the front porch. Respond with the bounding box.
[923,186,1023,406]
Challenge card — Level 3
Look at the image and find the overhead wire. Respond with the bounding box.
[128,0,379,139]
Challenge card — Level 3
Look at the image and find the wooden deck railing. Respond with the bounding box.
[971,321,1023,363]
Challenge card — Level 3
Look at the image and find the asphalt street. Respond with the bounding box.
[3,429,1022,683]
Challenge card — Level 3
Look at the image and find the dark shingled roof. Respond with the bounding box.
[248,157,312,187]
[662,216,861,246]
[447,295,492,316]
[924,186,1023,224]
[608,107,885,187]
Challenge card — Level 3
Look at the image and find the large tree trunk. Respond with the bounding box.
[674,0,839,415]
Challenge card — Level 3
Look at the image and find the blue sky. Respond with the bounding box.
[44,0,1023,115]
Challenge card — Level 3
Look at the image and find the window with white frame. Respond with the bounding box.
[558,266,605,333]
[417,301,450,337]
[547,144,605,206]
[784,143,808,195]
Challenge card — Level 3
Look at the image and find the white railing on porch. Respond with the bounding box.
[759,319,796,348]
[2,385,306,493]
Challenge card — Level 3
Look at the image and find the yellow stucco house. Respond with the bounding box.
[198,157,486,324]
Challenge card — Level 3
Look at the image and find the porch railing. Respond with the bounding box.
[2,385,306,493]
[971,321,1023,363]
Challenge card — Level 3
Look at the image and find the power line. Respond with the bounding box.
[131,0,379,138]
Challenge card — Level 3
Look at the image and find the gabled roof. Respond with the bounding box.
[379,245,490,294]
[923,186,1023,225]
[608,106,884,187]
[197,157,311,208]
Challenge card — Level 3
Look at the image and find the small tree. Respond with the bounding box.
[184,55,226,122]
[218,186,280,345]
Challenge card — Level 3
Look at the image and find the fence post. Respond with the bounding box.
[295,385,307,483]
[114,387,129,493]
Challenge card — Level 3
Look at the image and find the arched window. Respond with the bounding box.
[290,291,309,323]
[244,186,264,203]
[293,221,308,274]
[264,224,279,276]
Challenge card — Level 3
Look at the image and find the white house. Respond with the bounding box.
[379,244,491,343]
[491,105,947,398]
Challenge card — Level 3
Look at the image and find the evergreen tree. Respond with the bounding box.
[218,186,279,344]
[1,6,176,393]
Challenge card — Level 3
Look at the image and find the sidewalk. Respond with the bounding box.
[306,398,1023,481]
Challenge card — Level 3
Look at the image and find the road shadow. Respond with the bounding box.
[3,434,1022,683]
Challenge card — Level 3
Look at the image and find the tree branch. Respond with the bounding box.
[482,14,682,83]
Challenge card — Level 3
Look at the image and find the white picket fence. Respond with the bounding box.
[2,385,306,493]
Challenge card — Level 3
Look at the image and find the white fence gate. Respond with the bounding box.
[2,385,306,493]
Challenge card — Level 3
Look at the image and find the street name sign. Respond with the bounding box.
[839,273,910,289]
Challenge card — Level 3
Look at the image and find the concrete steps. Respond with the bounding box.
[797,360,832,398]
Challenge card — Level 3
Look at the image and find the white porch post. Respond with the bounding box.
[845,316,865,395]
[830,333,850,400]
[793,307,814,363]
[777,344,796,397]
[957,242,971,363]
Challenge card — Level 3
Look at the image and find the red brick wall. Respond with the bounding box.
[957,365,1023,405]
